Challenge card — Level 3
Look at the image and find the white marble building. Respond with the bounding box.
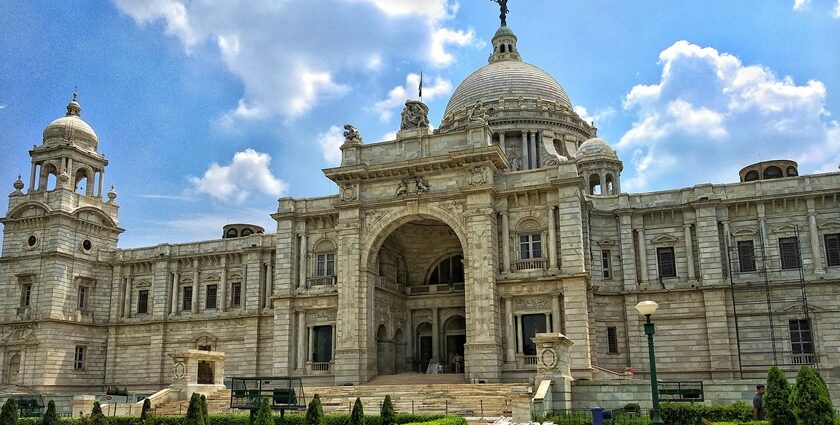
[2,24,840,394]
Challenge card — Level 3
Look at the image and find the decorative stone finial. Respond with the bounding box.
[400,100,430,131]
[58,170,71,189]
[590,121,598,137]
[10,175,24,196]
[107,185,118,203]
[66,90,81,117]
[342,124,363,145]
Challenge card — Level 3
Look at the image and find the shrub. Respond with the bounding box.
[659,401,752,425]
[380,396,394,425]
[184,394,204,425]
[42,400,59,425]
[764,366,794,425]
[252,398,273,425]
[199,396,208,425]
[350,399,363,425]
[1,399,19,425]
[305,399,322,425]
[313,395,324,422]
[140,399,152,424]
[89,402,108,425]
[790,366,834,425]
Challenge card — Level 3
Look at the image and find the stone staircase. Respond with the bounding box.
[153,389,233,416]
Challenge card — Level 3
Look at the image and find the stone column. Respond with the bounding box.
[618,214,638,290]
[547,206,558,269]
[297,311,306,370]
[171,271,179,315]
[308,326,314,364]
[807,199,824,273]
[501,212,510,272]
[499,132,506,153]
[97,169,105,198]
[530,131,538,168]
[28,162,36,193]
[551,294,562,334]
[637,228,649,284]
[331,325,337,360]
[192,260,199,314]
[684,223,696,280]
[599,173,607,195]
[431,307,440,361]
[265,260,274,308]
[757,203,768,247]
[298,231,308,288]
[515,315,523,353]
[521,132,529,170]
[123,270,132,319]
[505,298,515,363]
[220,257,228,312]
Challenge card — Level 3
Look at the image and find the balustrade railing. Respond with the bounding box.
[310,362,331,372]
[408,283,465,295]
[309,276,337,287]
[513,259,548,271]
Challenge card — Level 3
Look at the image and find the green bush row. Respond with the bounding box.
[659,401,753,424]
[15,413,453,425]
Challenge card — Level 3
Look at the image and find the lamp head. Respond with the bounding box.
[635,300,659,317]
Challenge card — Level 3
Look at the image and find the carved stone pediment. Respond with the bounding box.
[0,324,40,347]
[651,234,679,245]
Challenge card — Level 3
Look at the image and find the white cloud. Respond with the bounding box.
[618,40,838,192]
[124,207,275,247]
[793,0,810,10]
[377,131,398,142]
[372,73,453,121]
[317,126,345,166]
[574,105,616,126]
[114,0,479,121]
[189,149,287,203]
[835,0,840,17]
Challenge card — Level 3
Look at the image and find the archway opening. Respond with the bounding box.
[589,174,602,195]
[7,353,21,385]
[443,315,466,374]
[376,324,392,375]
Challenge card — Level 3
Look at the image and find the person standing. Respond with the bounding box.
[753,384,766,420]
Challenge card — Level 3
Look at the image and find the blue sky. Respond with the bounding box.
[1,0,839,248]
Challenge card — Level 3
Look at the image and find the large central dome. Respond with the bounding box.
[441,25,572,122]
[443,60,572,119]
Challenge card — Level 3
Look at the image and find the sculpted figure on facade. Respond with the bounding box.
[395,175,430,196]
[343,124,363,145]
[467,101,488,125]
[400,100,430,130]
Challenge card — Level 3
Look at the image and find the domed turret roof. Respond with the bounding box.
[42,93,99,151]
[576,137,618,161]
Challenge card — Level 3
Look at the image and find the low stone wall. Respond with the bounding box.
[570,379,840,410]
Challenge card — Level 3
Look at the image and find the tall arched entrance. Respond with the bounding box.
[366,215,467,378]
[6,353,21,385]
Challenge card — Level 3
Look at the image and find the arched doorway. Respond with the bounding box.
[394,329,405,373]
[443,315,466,374]
[376,324,393,375]
[416,322,433,373]
[7,353,21,385]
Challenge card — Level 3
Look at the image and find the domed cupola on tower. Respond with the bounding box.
[438,22,594,172]
[575,130,623,195]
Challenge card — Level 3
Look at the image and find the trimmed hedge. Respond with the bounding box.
[659,401,752,425]
[17,413,454,425]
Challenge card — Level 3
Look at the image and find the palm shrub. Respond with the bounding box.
[42,400,59,425]
[765,366,795,425]
[304,398,322,425]
[380,395,395,425]
[184,394,204,425]
[790,366,834,425]
[1,398,19,425]
[253,397,273,425]
[140,398,152,424]
[350,398,364,425]
[89,402,108,425]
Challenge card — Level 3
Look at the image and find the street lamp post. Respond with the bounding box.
[636,300,664,425]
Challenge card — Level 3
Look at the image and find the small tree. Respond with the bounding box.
[253,397,273,425]
[305,398,322,425]
[790,366,834,425]
[350,398,364,425]
[42,400,59,425]
[313,394,324,419]
[199,394,208,424]
[765,366,794,425]
[0,398,19,425]
[140,398,152,424]
[89,402,108,425]
[184,393,203,425]
[380,395,395,425]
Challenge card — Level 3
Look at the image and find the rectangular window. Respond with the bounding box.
[607,326,619,354]
[825,234,840,267]
[601,250,612,279]
[779,237,801,269]
[312,325,333,363]
[206,284,217,310]
[182,286,193,311]
[22,284,32,307]
[789,319,814,364]
[519,234,542,260]
[231,282,242,308]
[521,314,548,355]
[656,247,677,278]
[316,253,335,277]
[137,289,149,314]
[737,240,757,272]
[78,286,88,310]
[74,346,86,370]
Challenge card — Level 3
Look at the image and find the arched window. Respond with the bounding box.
[314,240,337,277]
[605,174,615,195]
[744,170,760,182]
[763,166,783,179]
[75,168,90,195]
[500,44,506,53]
[589,174,601,195]
[241,228,253,236]
[786,166,798,177]
[428,255,464,285]
[225,228,238,238]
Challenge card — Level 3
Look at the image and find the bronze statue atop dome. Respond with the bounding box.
[490,0,509,26]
